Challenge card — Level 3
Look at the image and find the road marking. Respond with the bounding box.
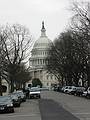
[0,113,40,118]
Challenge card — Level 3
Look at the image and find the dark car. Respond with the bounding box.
[53,86,63,92]
[74,87,85,96]
[13,91,26,102]
[9,94,21,107]
[0,96,14,113]
[53,86,58,91]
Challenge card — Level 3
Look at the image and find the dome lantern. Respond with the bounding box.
[41,21,46,37]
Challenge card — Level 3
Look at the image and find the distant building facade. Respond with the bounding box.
[29,22,58,88]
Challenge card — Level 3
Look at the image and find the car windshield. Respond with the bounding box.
[11,94,18,98]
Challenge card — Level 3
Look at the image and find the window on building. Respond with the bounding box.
[43,59,45,64]
[40,70,42,73]
[51,75,53,80]
[33,60,34,65]
[47,75,49,80]
[40,59,42,64]
[38,59,39,64]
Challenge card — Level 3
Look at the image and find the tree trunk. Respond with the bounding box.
[87,74,90,87]
[61,75,64,86]
[86,67,90,87]
[0,72,2,96]
[10,79,14,92]
[67,75,73,86]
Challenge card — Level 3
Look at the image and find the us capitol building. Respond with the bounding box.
[29,22,58,88]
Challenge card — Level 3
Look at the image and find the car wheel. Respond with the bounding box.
[74,93,77,96]
[29,96,32,99]
[86,94,90,99]
[11,109,14,113]
[39,95,41,99]
[17,104,20,107]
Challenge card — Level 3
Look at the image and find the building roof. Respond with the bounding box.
[33,21,53,50]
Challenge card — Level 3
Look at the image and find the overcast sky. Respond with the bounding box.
[0,0,89,41]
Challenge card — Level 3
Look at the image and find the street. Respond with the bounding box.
[39,99,79,120]
[41,91,90,120]
[0,99,41,120]
[0,91,90,120]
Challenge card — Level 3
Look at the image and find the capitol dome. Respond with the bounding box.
[30,21,53,68]
[33,21,53,50]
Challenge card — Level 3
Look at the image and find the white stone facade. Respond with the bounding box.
[29,22,58,88]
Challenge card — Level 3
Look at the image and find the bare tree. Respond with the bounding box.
[70,1,90,86]
[0,24,33,92]
[13,63,31,89]
[0,37,3,95]
[46,1,90,87]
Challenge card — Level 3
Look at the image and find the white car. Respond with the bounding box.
[29,87,41,99]
[64,86,76,94]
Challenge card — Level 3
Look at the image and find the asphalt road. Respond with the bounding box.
[0,99,41,120]
[39,99,79,120]
[41,91,90,120]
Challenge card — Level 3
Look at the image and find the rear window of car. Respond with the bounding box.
[30,88,40,92]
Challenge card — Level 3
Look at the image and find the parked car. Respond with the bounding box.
[82,87,90,98]
[17,91,26,102]
[67,86,77,94]
[82,90,88,97]
[53,86,58,91]
[63,86,76,94]
[29,87,41,99]
[61,86,66,92]
[63,86,72,93]
[74,87,85,96]
[0,96,14,113]
[13,91,26,102]
[9,94,21,107]
[86,87,90,98]
[57,86,63,92]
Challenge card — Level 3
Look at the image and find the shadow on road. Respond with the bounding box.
[39,99,80,120]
